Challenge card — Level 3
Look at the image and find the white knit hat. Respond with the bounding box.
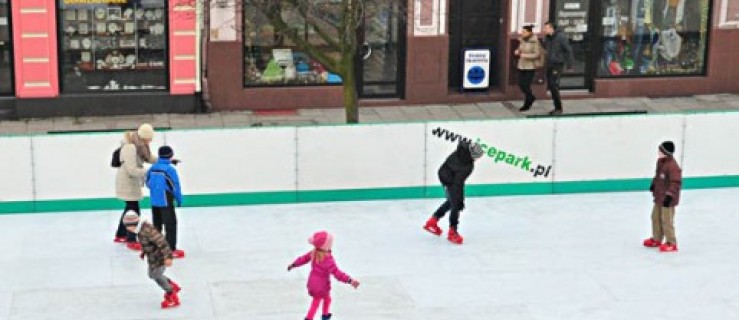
[137,123,155,140]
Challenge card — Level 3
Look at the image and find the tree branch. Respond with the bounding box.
[283,0,341,51]
[257,2,341,74]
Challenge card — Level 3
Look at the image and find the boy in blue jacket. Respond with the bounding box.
[146,146,185,258]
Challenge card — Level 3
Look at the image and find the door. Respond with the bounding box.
[550,0,597,90]
[357,0,405,98]
[448,0,501,90]
[0,0,13,95]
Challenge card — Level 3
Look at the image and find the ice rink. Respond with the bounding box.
[0,188,738,320]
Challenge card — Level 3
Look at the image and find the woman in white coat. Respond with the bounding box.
[113,124,157,250]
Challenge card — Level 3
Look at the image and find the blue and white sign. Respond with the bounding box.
[462,48,491,89]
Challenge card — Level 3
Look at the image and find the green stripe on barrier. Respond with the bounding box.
[1,175,737,215]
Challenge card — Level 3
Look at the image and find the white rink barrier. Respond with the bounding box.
[1,112,738,213]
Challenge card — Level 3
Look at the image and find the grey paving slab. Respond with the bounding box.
[424,104,455,114]
[357,115,383,123]
[297,109,325,116]
[454,104,484,114]
[25,120,53,133]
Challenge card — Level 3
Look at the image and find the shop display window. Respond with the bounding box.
[243,1,342,87]
[59,0,167,93]
[598,0,710,77]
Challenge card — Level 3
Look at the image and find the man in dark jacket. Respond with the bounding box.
[543,22,574,116]
[643,141,682,252]
[423,141,484,245]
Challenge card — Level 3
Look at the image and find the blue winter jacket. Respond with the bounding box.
[145,159,183,208]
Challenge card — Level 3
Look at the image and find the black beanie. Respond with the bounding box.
[659,141,675,156]
[158,146,174,159]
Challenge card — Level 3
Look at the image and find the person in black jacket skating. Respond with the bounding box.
[423,141,484,244]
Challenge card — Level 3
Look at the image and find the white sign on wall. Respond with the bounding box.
[462,49,491,89]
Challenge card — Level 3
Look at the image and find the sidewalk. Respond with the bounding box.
[1,94,738,135]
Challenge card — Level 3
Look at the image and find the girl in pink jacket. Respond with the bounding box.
[288,231,360,320]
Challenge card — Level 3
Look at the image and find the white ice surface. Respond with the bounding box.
[1,188,738,320]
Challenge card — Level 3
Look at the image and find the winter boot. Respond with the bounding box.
[423,217,442,236]
[643,238,662,248]
[172,249,185,259]
[126,242,142,251]
[114,236,127,243]
[447,228,463,245]
[322,314,332,320]
[659,243,678,252]
[161,291,180,309]
[168,280,181,293]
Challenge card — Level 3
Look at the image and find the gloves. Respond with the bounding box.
[171,159,181,166]
[649,183,654,192]
[662,195,673,207]
[348,278,360,288]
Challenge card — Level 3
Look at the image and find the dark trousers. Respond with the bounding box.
[546,65,564,111]
[115,201,140,242]
[432,187,462,230]
[518,69,536,108]
[152,194,178,250]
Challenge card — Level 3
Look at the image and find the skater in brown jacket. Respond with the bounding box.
[123,211,182,308]
[643,141,682,252]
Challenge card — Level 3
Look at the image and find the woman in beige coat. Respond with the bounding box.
[114,124,157,250]
[514,25,541,112]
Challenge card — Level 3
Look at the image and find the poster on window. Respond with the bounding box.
[462,48,490,90]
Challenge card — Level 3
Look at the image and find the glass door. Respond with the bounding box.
[357,0,405,98]
[0,0,13,95]
[550,0,596,90]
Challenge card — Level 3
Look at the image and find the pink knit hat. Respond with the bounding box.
[309,231,334,251]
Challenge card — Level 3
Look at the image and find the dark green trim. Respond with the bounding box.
[1,175,737,214]
[297,187,424,202]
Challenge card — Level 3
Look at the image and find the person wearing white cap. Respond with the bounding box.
[113,124,159,250]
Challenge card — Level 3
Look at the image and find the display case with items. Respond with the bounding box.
[243,2,343,87]
[598,0,710,77]
[59,1,168,93]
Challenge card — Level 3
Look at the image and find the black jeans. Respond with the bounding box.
[116,201,140,242]
[432,186,462,230]
[152,194,178,250]
[518,69,536,108]
[546,65,564,111]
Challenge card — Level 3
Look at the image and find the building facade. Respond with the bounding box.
[0,0,200,119]
[205,0,739,112]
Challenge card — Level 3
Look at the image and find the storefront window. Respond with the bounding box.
[58,0,168,93]
[243,1,342,87]
[0,0,12,95]
[598,0,710,77]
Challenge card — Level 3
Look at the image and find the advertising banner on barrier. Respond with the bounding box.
[426,120,556,187]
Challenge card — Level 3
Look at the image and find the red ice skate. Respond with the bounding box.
[168,280,181,293]
[172,249,185,259]
[161,291,180,309]
[113,236,127,243]
[447,229,463,245]
[423,217,443,236]
[659,243,678,252]
[126,242,142,251]
[642,238,661,248]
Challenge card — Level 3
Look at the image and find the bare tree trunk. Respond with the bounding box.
[342,52,359,123]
